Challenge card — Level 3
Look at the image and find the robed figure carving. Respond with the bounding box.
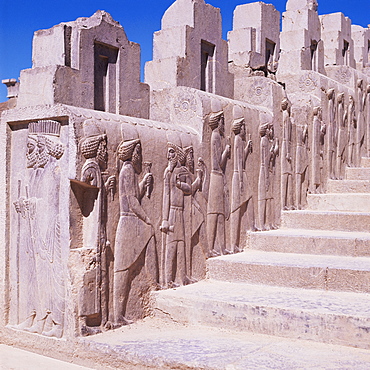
[206,111,231,257]
[113,139,154,326]
[336,93,347,179]
[76,119,115,335]
[230,117,253,253]
[258,123,279,231]
[13,120,65,338]
[326,88,337,179]
[347,96,356,167]
[312,107,326,193]
[281,98,294,210]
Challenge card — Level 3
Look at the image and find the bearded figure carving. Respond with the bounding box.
[13,120,65,338]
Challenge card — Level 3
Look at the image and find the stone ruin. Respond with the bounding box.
[1,0,370,365]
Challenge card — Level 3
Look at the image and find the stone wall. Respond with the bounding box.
[1,0,370,342]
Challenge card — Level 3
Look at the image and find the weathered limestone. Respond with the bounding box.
[320,13,356,69]
[17,11,149,118]
[145,0,233,98]
[153,156,370,350]
[279,0,325,74]
[352,25,370,70]
[228,2,280,74]
[2,0,370,366]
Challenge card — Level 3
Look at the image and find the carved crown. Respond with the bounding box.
[29,120,61,137]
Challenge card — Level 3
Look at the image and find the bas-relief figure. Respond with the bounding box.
[312,106,326,193]
[295,123,309,209]
[76,119,115,335]
[13,120,65,338]
[336,93,347,179]
[258,122,279,231]
[160,142,191,288]
[326,88,337,179]
[183,147,207,281]
[160,142,203,287]
[113,139,155,326]
[347,95,356,167]
[230,117,253,253]
[206,111,231,257]
[356,79,366,164]
[281,98,294,210]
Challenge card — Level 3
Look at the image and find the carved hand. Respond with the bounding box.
[160,220,170,233]
[225,144,231,157]
[175,174,182,189]
[197,157,205,170]
[106,175,116,191]
[196,168,203,181]
[247,140,253,153]
[13,197,24,214]
[143,172,153,187]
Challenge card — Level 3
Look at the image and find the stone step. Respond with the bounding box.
[84,316,370,369]
[360,157,370,167]
[306,193,370,212]
[281,210,370,232]
[153,280,370,350]
[248,229,370,257]
[207,249,370,293]
[327,179,370,193]
[345,167,370,180]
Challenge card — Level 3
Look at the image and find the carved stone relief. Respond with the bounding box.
[347,95,356,167]
[230,117,253,252]
[356,79,366,163]
[248,79,270,105]
[281,98,294,210]
[257,121,279,230]
[206,111,231,256]
[295,123,309,209]
[312,107,326,193]
[336,93,347,179]
[299,72,318,93]
[183,146,207,282]
[12,120,65,338]
[326,88,337,179]
[72,119,116,336]
[335,66,351,85]
[113,138,155,326]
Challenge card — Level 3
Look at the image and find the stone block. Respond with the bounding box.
[281,210,370,232]
[249,229,370,257]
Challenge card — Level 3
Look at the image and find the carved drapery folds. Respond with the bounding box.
[12,120,65,338]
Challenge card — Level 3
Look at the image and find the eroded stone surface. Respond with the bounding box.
[2,0,370,367]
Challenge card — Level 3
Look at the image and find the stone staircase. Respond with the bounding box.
[153,158,370,350]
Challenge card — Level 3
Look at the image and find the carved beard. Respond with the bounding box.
[186,157,194,174]
[37,148,49,168]
[26,148,38,168]
[97,146,107,169]
[219,123,225,138]
[168,156,178,172]
[132,151,142,174]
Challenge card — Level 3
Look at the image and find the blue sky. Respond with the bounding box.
[1,0,369,102]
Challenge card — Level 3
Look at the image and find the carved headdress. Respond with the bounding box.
[231,117,245,134]
[168,142,186,165]
[29,120,61,137]
[118,139,141,161]
[208,111,223,130]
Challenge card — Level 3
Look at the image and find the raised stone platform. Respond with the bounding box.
[4,317,370,369]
